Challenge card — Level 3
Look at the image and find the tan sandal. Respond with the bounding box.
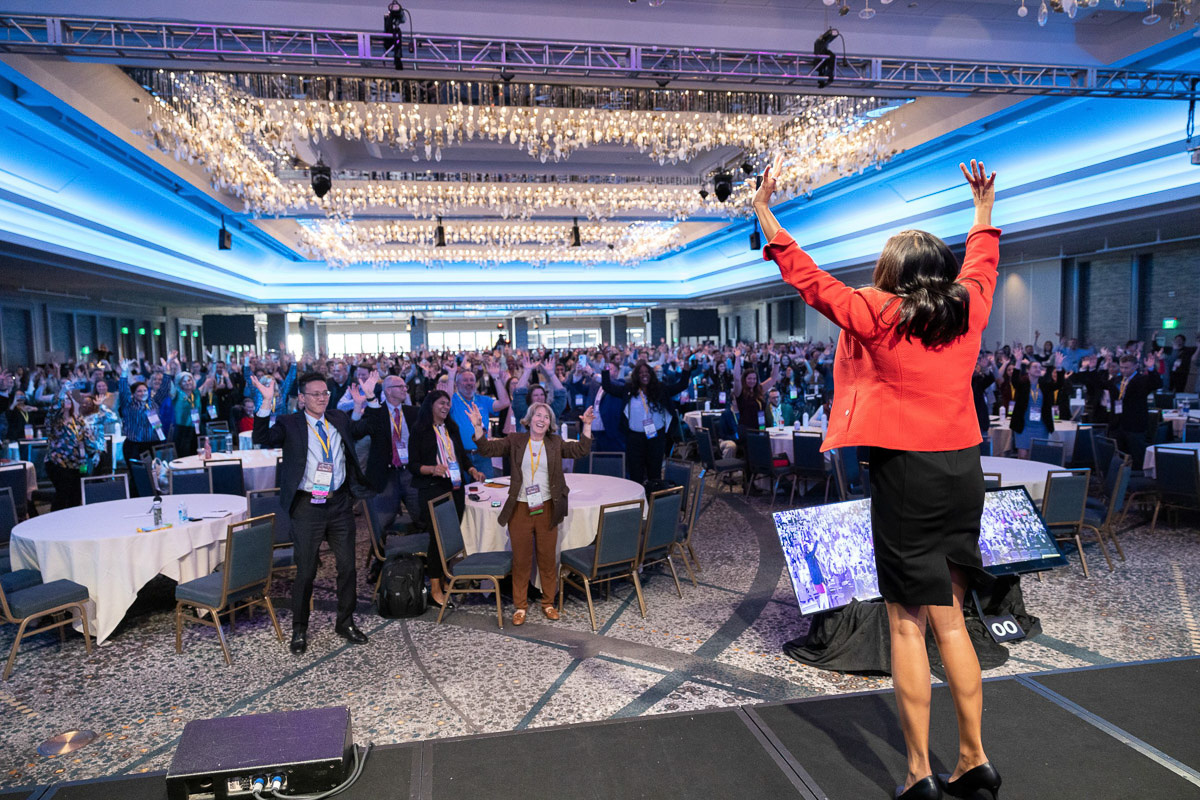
[513,609,527,626]
[541,605,559,621]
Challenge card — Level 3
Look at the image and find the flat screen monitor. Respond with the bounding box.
[773,487,1068,615]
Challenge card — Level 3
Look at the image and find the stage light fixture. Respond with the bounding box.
[713,172,733,203]
[410,314,418,327]
[218,216,232,250]
[310,160,332,198]
[570,217,582,247]
[434,216,446,247]
[384,1,407,70]
[741,161,755,175]
[814,28,840,88]
[749,221,761,251]
[499,70,515,82]
[698,188,709,200]
[544,311,551,326]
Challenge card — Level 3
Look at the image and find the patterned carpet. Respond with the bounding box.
[2,485,1198,790]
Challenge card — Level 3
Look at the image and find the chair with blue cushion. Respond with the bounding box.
[206,458,246,497]
[744,432,791,508]
[1085,453,1130,563]
[1043,468,1108,578]
[0,466,30,521]
[0,568,92,680]
[558,499,647,632]
[1067,425,1096,469]
[127,453,155,498]
[668,467,706,587]
[21,442,54,513]
[662,458,694,520]
[247,489,296,582]
[205,433,234,454]
[428,492,512,628]
[1030,438,1066,467]
[81,474,129,505]
[788,432,828,504]
[0,487,16,574]
[1148,447,1200,534]
[151,442,178,464]
[174,514,283,665]
[361,496,430,600]
[169,468,212,495]
[587,452,626,480]
[639,487,685,601]
[983,472,1003,491]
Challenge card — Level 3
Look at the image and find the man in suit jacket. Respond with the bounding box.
[350,373,421,528]
[1101,353,1162,464]
[252,370,371,655]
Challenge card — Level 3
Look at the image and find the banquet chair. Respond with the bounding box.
[174,514,283,666]
[673,467,706,582]
[1184,422,1200,443]
[0,487,16,574]
[1042,468,1109,578]
[559,499,647,632]
[1092,436,1118,483]
[206,459,246,497]
[204,421,230,436]
[81,473,129,505]
[130,453,156,498]
[744,433,790,508]
[638,487,686,601]
[978,437,993,457]
[151,442,178,464]
[587,452,626,480]
[247,489,296,582]
[21,442,55,512]
[0,466,30,521]
[169,468,212,495]
[205,433,234,455]
[789,433,828,505]
[0,567,92,680]
[1153,391,1176,410]
[1030,438,1066,466]
[695,429,743,495]
[273,456,284,489]
[983,472,1003,490]
[1085,454,1130,562]
[1147,447,1200,534]
[428,492,512,628]
[563,420,580,441]
[1067,425,1096,469]
[831,448,865,501]
[663,458,695,521]
[360,496,429,600]
[858,461,872,497]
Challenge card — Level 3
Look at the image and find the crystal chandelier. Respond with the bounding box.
[1020,0,1196,28]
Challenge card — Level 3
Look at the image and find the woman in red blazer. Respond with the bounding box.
[756,160,1002,800]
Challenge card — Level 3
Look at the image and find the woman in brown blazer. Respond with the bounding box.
[465,401,594,625]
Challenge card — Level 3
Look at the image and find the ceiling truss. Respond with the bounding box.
[1,14,1197,100]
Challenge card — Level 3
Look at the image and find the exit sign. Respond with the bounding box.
[1163,318,1179,330]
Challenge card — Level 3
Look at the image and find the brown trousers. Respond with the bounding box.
[509,500,559,610]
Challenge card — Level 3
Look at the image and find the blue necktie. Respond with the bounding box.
[316,419,332,462]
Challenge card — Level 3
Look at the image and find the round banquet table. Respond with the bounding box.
[979,456,1062,503]
[9,494,248,644]
[1163,411,1200,438]
[1142,442,1200,479]
[988,418,1078,459]
[683,410,726,433]
[766,426,829,461]
[170,449,281,492]
[462,474,646,586]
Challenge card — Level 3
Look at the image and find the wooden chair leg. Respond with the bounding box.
[1106,523,1126,561]
[1150,501,1161,534]
[583,578,597,632]
[263,596,284,642]
[687,542,702,572]
[1075,533,1090,579]
[213,612,233,666]
[3,617,32,681]
[631,571,647,618]
[77,605,92,654]
[436,578,453,625]
[673,544,697,587]
[665,556,683,598]
[1084,524,1114,571]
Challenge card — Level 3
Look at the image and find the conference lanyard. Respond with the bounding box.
[306,417,334,463]
[389,407,406,445]
[639,392,657,438]
[434,424,457,465]
[526,440,546,513]
[1119,376,1130,400]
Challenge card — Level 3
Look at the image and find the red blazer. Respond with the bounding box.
[763,225,1001,453]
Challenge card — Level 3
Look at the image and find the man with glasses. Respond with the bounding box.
[350,373,421,530]
[252,371,372,655]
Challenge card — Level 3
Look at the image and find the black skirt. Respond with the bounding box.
[868,446,994,607]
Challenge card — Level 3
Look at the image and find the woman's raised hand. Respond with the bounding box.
[752,155,783,209]
[960,159,997,221]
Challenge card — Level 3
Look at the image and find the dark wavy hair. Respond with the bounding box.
[412,389,463,443]
[629,360,667,407]
[873,230,972,348]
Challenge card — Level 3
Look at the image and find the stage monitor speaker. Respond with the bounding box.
[201,314,256,346]
[166,706,352,800]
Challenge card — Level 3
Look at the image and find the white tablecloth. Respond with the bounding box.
[462,474,646,584]
[683,410,728,433]
[765,426,828,461]
[0,460,38,499]
[1142,443,1200,479]
[1163,411,1199,437]
[979,456,1062,503]
[238,431,255,451]
[10,494,248,644]
[989,418,1078,459]
[170,449,280,492]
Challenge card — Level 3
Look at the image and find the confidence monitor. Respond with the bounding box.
[773,487,1068,616]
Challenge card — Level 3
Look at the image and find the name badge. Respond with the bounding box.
[207,404,218,419]
[525,484,545,514]
[790,387,798,399]
[719,391,727,405]
[643,420,657,439]
[147,410,166,441]
[448,462,463,488]
[23,424,34,439]
[397,445,409,463]
[1114,401,1123,415]
[575,394,584,407]
[269,414,277,427]
[310,461,334,504]
[757,411,766,429]
[190,408,201,433]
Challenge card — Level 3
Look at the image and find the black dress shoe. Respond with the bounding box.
[289,630,308,655]
[895,776,941,800]
[939,763,1001,800]
[334,623,369,645]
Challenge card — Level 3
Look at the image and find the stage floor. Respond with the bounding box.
[15,656,1199,800]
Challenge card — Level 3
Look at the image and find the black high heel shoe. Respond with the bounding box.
[894,776,941,800]
[938,762,1001,800]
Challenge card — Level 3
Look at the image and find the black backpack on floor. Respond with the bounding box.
[378,555,428,618]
